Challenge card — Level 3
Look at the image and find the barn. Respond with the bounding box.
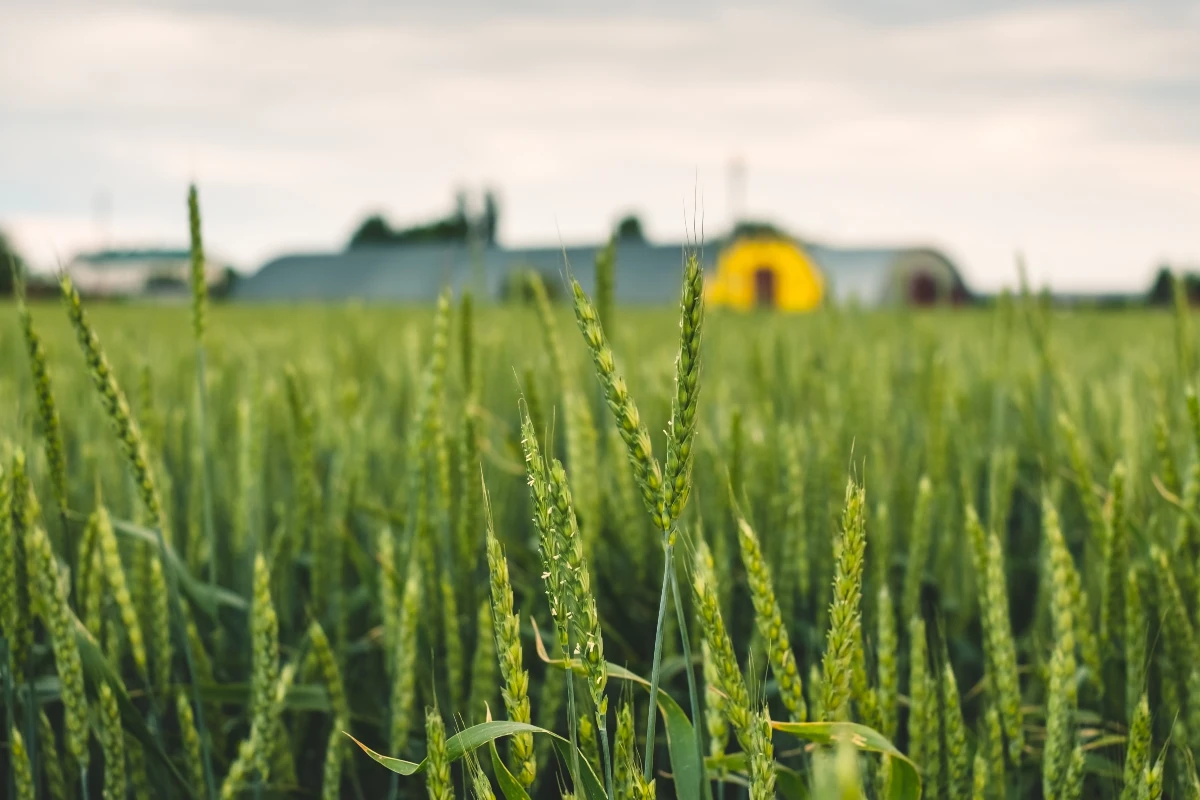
[63,248,231,299]
[233,232,972,309]
[232,240,689,305]
[805,244,971,307]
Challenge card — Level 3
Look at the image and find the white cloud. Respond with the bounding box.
[1,1,1197,291]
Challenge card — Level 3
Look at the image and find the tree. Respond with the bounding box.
[346,189,495,250]
[614,214,646,242]
[481,189,500,245]
[0,228,25,295]
[1148,265,1200,306]
[730,219,788,240]
[348,215,395,248]
[210,267,241,299]
[499,267,563,304]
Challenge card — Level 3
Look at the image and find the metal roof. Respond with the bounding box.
[232,240,709,303]
[73,248,193,263]
[232,238,969,305]
[805,244,970,304]
[803,245,897,305]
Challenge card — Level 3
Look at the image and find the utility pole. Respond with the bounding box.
[92,188,112,249]
[727,155,746,230]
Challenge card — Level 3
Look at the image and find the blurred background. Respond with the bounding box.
[2,0,1198,306]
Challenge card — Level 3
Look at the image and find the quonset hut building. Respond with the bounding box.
[233,232,972,310]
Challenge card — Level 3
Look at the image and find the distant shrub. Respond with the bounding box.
[499,267,563,304]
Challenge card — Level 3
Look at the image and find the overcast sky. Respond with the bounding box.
[2,0,1198,292]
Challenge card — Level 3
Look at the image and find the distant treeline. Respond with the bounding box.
[346,191,650,252]
[0,220,1195,306]
[347,189,501,249]
[1148,267,1200,306]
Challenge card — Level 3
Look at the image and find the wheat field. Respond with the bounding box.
[0,191,1194,800]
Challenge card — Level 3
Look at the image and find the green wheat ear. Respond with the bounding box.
[746,705,775,800]
[578,713,602,777]
[424,705,454,800]
[7,450,36,679]
[692,538,754,750]
[0,456,25,679]
[907,615,930,776]
[29,524,91,799]
[60,273,165,528]
[321,726,346,800]
[902,475,933,624]
[1100,459,1128,652]
[662,250,704,528]
[10,726,35,800]
[548,457,607,714]
[221,663,297,799]
[1119,694,1150,800]
[250,552,280,779]
[968,501,1023,765]
[697,541,730,762]
[942,662,968,799]
[1141,752,1165,800]
[178,691,207,790]
[876,583,899,741]
[482,478,535,788]
[736,515,805,721]
[613,701,636,798]
[188,182,208,343]
[127,734,153,800]
[1124,564,1146,723]
[820,478,867,722]
[14,267,68,517]
[390,546,423,760]
[569,276,665,528]
[96,505,148,679]
[38,710,68,800]
[99,682,126,800]
[1043,496,1079,800]
[308,619,349,729]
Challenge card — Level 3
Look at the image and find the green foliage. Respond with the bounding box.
[0,229,25,295]
[2,233,1196,800]
[347,189,500,249]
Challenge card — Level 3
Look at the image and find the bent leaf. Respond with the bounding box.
[770,720,921,800]
[75,617,197,799]
[347,719,606,800]
[346,731,420,775]
[705,753,808,800]
[93,512,248,615]
[489,737,533,800]
[532,616,703,800]
[194,680,387,725]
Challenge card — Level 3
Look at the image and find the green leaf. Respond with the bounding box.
[346,719,607,800]
[606,662,702,800]
[102,513,248,615]
[532,617,704,800]
[705,753,808,800]
[775,767,811,800]
[451,722,554,762]
[1082,750,1123,781]
[770,720,921,800]
[346,731,421,775]
[74,617,197,799]
[551,736,608,800]
[194,681,331,711]
[192,680,386,725]
[489,737,533,800]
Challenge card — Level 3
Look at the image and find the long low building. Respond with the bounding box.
[62,248,232,299]
[232,233,973,310]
